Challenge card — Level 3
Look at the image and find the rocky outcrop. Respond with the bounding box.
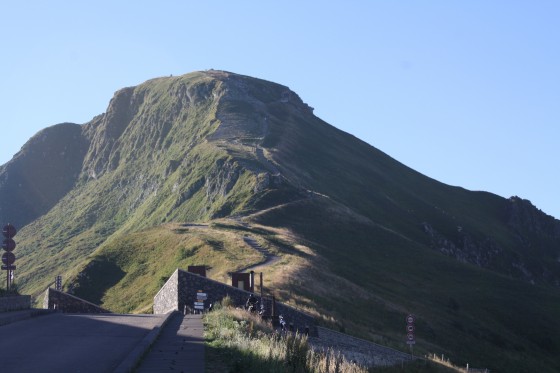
[422,222,504,268]
[506,196,560,285]
[423,197,560,285]
[83,87,135,177]
[204,159,241,202]
[507,196,560,242]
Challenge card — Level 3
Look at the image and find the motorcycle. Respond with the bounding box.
[279,315,287,331]
[246,299,259,313]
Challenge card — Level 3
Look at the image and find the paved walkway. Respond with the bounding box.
[137,313,205,373]
[0,312,167,372]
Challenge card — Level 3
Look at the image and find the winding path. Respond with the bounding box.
[238,235,281,273]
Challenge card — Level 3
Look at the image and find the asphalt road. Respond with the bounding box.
[0,313,166,372]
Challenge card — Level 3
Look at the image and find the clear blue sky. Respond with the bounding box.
[1,1,559,218]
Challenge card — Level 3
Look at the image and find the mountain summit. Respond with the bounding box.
[2,70,560,372]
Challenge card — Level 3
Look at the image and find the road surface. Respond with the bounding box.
[0,313,166,372]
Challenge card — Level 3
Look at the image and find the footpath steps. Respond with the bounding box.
[240,236,280,272]
[136,313,204,373]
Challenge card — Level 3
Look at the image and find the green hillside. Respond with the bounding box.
[2,70,560,372]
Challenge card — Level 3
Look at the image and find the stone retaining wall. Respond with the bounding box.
[153,269,179,314]
[43,288,111,313]
[311,327,414,367]
[154,269,317,335]
[0,295,31,312]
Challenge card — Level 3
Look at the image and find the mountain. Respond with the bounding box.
[2,70,560,372]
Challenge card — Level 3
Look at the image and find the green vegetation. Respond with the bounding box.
[205,301,363,373]
[253,199,560,372]
[2,70,560,372]
[68,223,264,313]
[204,301,455,373]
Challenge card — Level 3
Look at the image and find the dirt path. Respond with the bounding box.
[238,235,281,273]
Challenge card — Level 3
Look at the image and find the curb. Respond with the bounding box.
[113,311,178,373]
[0,309,55,327]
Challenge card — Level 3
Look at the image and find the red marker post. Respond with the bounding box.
[2,224,17,292]
[406,314,416,357]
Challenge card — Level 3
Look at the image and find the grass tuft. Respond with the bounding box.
[204,303,369,372]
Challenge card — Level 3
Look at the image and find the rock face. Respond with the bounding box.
[422,222,504,268]
[422,196,560,285]
[507,196,560,285]
[507,196,560,241]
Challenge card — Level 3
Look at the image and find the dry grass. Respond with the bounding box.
[204,302,369,373]
[425,354,487,373]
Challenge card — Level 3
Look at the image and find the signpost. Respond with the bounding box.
[2,252,15,265]
[55,275,63,291]
[2,224,16,239]
[196,292,207,300]
[194,290,207,312]
[2,238,16,251]
[406,314,416,356]
[2,224,17,292]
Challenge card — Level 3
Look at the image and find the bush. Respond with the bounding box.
[221,295,234,308]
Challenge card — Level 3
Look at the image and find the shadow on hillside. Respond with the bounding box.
[72,258,126,306]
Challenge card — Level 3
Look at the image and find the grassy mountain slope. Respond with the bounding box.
[0,123,88,228]
[252,198,560,372]
[66,208,560,372]
[14,72,269,296]
[3,70,560,372]
[262,96,560,284]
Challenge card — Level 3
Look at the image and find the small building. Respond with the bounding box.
[188,265,207,277]
[231,271,255,292]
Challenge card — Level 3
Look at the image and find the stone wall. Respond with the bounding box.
[43,288,111,313]
[311,327,414,367]
[154,269,317,335]
[153,269,179,314]
[0,295,31,312]
[267,299,316,335]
